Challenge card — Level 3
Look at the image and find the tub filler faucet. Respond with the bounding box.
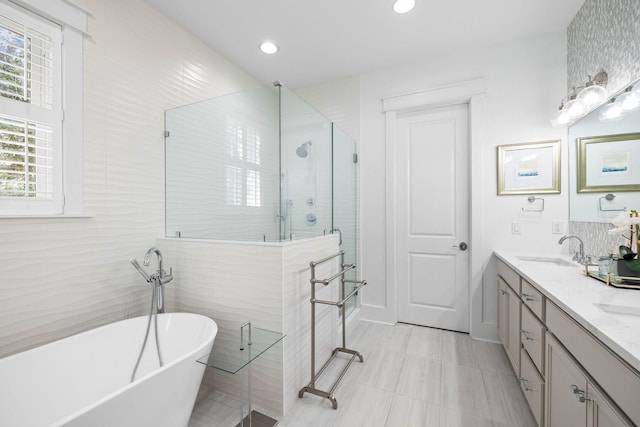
[144,247,173,286]
[130,247,173,313]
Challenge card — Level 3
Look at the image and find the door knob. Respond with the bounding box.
[458,242,468,251]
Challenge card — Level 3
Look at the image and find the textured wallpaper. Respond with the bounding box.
[566,0,640,257]
[567,0,640,94]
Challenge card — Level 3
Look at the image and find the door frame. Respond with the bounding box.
[382,78,488,337]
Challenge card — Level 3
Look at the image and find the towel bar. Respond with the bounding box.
[298,251,367,409]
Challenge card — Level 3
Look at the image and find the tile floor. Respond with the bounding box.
[189,322,537,427]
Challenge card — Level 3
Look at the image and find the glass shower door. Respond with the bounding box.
[332,125,358,317]
[278,85,332,241]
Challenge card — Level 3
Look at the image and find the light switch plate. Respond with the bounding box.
[512,222,521,234]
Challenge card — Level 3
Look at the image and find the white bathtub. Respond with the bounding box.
[0,312,217,427]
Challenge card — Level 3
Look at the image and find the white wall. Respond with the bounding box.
[0,0,258,358]
[299,32,570,341]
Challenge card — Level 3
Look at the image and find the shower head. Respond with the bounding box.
[296,141,312,158]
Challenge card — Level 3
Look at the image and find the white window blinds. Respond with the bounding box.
[0,2,62,213]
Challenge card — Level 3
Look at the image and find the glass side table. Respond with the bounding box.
[197,323,285,427]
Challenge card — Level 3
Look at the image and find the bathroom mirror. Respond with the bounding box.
[569,76,640,222]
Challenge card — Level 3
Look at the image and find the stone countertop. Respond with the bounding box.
[494,251,640,373]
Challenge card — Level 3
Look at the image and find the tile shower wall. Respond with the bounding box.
[159,235,344,416]
[566,0,640,257]
[0,0,258,358]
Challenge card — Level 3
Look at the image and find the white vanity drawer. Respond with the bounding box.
[498,259,520,293]
[521,305,545,375]
[521,279,544,320]
[520,348,544,427]
[546,300,640,425]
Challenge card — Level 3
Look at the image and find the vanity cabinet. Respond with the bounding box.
[497,257,639,427]
[497,275,520,374]
[497,259,545,425]
[546,332,632,427]
[546,300,639,426]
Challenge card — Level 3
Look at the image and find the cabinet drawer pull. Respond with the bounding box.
[570,384,593,403]
[521,292,535,302]
[520,378,537,392]
[500,289,507,295]
[521,329,536,340]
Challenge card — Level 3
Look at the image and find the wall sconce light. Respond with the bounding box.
[551,71,608,127]
[599,98,625,122]
[617,85,640,112]
[596,84,640,123]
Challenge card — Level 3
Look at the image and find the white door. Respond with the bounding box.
[394,103,470,332]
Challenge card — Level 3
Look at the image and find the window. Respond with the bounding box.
[225,118,262,208]
[0,0,86,216]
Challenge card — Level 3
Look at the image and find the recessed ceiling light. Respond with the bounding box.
[393,0,415,13]
[260,41,279,55]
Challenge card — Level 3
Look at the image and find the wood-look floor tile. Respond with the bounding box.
[439,406,495,427]
[347,321,385,353]
[395,354,442,405]
[385,394,440,426]
[472,339,514,376]
[355,348,405,392]
[191,322,538,427]
[375,323,412,353]
[440,331,477,368]
[404,324,442,360]
[482,371,537,427]
[329,383,394,427]
[440,363,491,419]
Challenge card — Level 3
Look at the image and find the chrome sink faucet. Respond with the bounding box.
[558,235,585,263]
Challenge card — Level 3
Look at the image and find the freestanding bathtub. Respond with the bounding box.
[0,312,218,427]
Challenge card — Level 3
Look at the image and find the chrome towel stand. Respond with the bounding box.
[298,251,367,409]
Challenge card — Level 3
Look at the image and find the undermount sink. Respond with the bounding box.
[516,256,577,267]
[594,303,640,328]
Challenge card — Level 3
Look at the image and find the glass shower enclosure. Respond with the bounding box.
[164,83,358,313]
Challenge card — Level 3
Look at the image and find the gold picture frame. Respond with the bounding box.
[577,132,640,193]
[497,140,561,195]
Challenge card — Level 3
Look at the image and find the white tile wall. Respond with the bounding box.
[158,235,344,416]
[0,0,258,358]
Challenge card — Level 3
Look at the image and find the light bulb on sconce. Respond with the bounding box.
[599,98,625,122]
[577,74,608,107]
[566,97,587,119]
[551,103,571,127]
[617,86,640,112]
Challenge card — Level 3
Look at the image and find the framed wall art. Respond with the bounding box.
[497,140,561,195]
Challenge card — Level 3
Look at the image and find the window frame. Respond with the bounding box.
[0,0,87,216]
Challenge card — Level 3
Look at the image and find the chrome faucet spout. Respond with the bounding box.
[143,247,162,270]
[558,235,585,263]
[134,247,173,314]
[144,247,173,285]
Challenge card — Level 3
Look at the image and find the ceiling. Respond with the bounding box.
[145,0,585,89]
